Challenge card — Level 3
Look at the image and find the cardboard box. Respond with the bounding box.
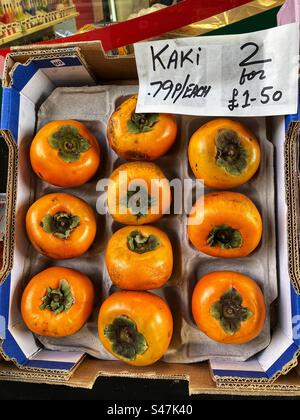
[0,42,300,395]
[0,193,5,241]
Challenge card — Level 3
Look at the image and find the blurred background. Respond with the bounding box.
[0,0,182,47]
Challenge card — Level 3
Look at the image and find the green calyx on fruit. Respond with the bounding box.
[48,125,91,163]
[216,129,247,175]
[40,279,75,314]
[127,230,161,254]
[210,288,253,335]
[127,113,159,134]
[41,212,80,240]
[104,315,148,361]
[207,225,243,249]
[125,186,155,219]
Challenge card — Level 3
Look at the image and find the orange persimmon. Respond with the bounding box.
[107,162,171,225]
[188,191,262,258]
[192,271,266,344]
[98,291,173,366]
[188,118,261,189]
[21,267,95,337]
[30,120,100,187]
[106,226,173,290]
[26,193,97,260]
[107,95,177,161]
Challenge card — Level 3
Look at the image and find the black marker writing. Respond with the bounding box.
[150,44,202,72]
[151,44,169,71]
[239,42,271,85]
[260,86,283,104]
[239,42,272,67]
[228,86,283,110]
[242,90,256,108]
[239,67,266,85]
[150,75,211,104]
[228,89,239,111]
[228,40,283,111]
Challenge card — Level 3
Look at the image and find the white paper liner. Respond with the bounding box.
[19,85,278,363]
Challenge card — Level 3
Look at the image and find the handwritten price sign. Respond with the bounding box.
[134,24,299,117]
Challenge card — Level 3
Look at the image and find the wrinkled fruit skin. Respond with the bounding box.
[21,267,95,337]
[192,271,266,344]
[30,120,100,187]
[98,291,173,366]
[188,118,261,189]
[26,193,97,260]
[107,95,177,161]
[188,191,262,258]
[106,225,173,290]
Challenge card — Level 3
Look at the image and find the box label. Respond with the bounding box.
[134,24,299,117]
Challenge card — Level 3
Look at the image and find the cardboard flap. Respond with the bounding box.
[51,359,217,393]
[0,130,17,286]
[0,358,300,396]
[4,47,79,87]
[3,46,96,88]
[6,42,137,83]
[285,121,300,294]
[76,43,137,81]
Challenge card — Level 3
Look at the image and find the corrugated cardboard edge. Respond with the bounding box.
[6,42,138,83]
[0,131,17,285]
[213,349,300,385]
[0,360,218,394]
[3,47,96,88]
[214,120,300,384]
[213,382,300,397]
[0,130,86,380]
[0,347,86,381]
[285,121,300,294]
[0,360,300,396]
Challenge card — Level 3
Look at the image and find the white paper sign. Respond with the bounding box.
[134,24,299,117]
